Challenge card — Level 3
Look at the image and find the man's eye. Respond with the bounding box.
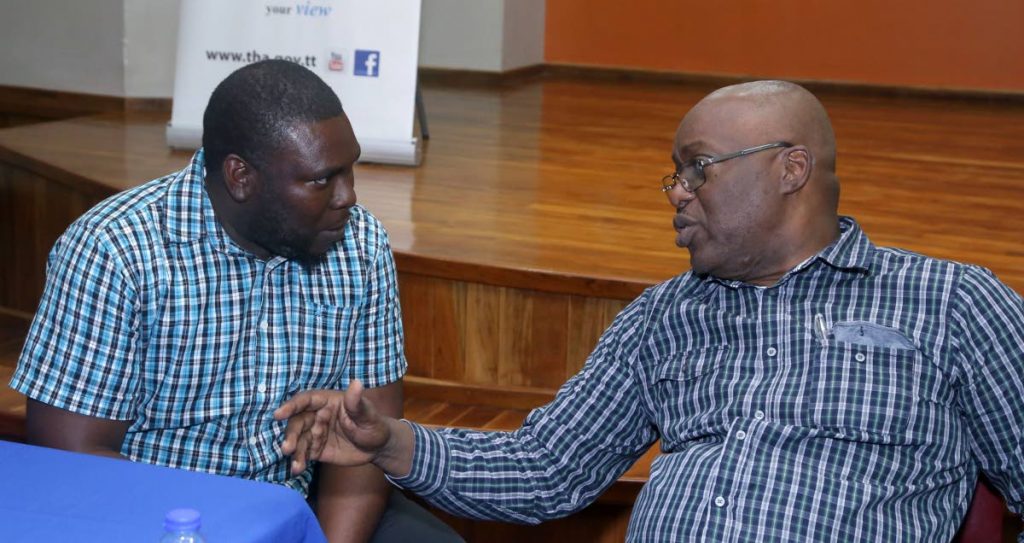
[311,177,329,186]
[678,159,698,171]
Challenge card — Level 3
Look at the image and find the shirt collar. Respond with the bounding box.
[813,216,874,274]
[701,216,874,289]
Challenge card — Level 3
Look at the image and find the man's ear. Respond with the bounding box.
[221,154,259,202]
[779,146,813,195]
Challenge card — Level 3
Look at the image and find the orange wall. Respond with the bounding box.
[545,0,1024,92]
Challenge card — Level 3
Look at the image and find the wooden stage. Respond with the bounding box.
[1,75,1023,541]
[3,76,1023,384]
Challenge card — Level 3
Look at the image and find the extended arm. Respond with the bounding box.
[314,380,403,543]
[279,297,658,524]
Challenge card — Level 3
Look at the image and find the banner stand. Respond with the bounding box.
[167,0,423,166]
[415,86,430,140]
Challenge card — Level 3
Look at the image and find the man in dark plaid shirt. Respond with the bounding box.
[278,80,1024,541]
[12,60,462,542]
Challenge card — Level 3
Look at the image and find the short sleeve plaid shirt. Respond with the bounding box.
[12,149,407,494]
[393,217,1024,542]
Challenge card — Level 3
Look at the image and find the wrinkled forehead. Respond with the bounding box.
[674,95,771,153]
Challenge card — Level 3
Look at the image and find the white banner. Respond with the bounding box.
[167,0,422,165]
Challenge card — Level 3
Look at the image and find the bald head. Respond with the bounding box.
[714,82,833,181]
[701,81,835,174]
[668,81,843,285]
[678,80,839,211]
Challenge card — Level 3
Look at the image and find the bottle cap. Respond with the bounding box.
[164,508,202,532]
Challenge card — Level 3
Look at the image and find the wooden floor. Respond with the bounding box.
[1,77,1022,300]
[3,76,1022,387]
[396,77,1024,295]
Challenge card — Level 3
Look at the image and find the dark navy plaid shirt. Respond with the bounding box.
[12,149,406,495]
[395,217,1024,542]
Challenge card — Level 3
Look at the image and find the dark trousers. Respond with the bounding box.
[369,491,465,543]
[308,483,464,543]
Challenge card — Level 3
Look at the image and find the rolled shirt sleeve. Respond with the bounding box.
[389,296,659,524]
[344,215,407,389]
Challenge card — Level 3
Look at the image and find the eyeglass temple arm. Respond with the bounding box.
[707,141,793,165]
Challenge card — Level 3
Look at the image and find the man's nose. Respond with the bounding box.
[666,185,696,207]
[331,179,357,209]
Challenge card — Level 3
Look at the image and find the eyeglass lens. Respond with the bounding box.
[666,160,704,192]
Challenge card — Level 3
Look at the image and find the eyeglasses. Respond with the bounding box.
[661,141,793,195]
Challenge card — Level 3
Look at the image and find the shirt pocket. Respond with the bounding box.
[831,320,917,350]
[805,341,926,443]
[289,303,357,390]
[652,345,731,445]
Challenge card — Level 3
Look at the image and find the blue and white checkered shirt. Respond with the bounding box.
[394,217,1024,542]
[12,149,406,494]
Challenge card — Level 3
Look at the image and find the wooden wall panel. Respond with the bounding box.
[0,165,35,311]
[398,272,624,392]
[428,278,466,381]
[0,162,101,313]
[463,282,500,384]
[497,286,532,387]
[0,165,13,308]
[526,291,570,390]
[0,308,31,441]
[41,177,94,255]
[567,296,629,375]
[397,273,434,377]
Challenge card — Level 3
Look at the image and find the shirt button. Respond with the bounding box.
[854,353,866,363]
[260,320,268,331]
[735,430,747,441]
[257,383,267,394]
[754,410,765,420]
[766,346,778,357]
[249,437,259,446]
[714,496,726,507]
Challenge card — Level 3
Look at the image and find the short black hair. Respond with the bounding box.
[202,59,344,180]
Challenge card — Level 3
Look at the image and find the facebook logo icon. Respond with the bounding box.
[354,50,380,77]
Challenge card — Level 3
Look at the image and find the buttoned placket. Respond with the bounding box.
[246,257,289,458]
[708,284,785,535]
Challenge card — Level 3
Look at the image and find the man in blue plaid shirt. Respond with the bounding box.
[277,80,1024,541]
[11,60,462,543]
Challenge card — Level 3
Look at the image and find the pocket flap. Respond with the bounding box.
[831,321,916,350]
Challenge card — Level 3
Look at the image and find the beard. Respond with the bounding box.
[246,196,327,270]
[269,237,327,269]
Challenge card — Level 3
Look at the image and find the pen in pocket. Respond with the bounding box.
[814,314,829,340]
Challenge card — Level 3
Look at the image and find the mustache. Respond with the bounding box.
[673,213,696,230]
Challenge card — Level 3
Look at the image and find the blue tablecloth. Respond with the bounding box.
[0,440,326,543]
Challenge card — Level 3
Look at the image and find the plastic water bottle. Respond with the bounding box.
[160,508,207,543]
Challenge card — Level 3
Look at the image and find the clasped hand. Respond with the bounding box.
[273,380,392,475]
